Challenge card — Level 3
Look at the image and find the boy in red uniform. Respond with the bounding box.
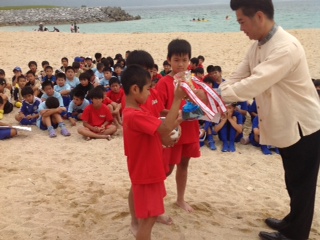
[77,87,117,140]
[107,78,124,104]
[156,39,201,212]
[122,65,185,239]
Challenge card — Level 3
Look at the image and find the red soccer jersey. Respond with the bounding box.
[103,96,113,105]
[107,88,124,104]
[123,108,166,184]
[82,104,113,127]
[156,75,199,144]
[121,89,164,118]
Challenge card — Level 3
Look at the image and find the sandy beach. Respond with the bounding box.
[0,29,320,240]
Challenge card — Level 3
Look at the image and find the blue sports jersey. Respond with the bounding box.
[20,97,41,116]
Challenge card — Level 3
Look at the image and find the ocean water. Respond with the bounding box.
[0,0,319,33]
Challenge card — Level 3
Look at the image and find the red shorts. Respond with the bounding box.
[163,142,201,167]
[133,182,166,219]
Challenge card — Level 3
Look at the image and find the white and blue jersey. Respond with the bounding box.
[66,77,80,89]
[20,97,41,116]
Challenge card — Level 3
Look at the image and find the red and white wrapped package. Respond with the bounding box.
[174,71,226,123]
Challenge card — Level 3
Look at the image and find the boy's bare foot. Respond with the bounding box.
[106,135,111,140]
[130,222,138,237]
[175,200,194,213]
[85,137,91,141]
[156,214,173,225]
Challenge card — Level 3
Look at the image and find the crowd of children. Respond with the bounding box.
[1,44,319,238]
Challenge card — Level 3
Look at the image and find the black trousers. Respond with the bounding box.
[278,130,320,240]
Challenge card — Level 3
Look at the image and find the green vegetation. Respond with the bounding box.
[0,5,60,10]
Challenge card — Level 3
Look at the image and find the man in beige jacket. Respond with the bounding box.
[221,1,320,239]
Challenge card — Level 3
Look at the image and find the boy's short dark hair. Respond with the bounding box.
[17,75,26,81]
[126,50,154,70]
[88,86,104,99]
[213,66,222,72]
[73,89,86,100]
[198,55,205,61]
[72,62,80,69]
[106,57,114,67]
[0,69,5,75]
[122,65,151,95]
[46,96,60,109]
[21,86,34,96]
[313,79,320,87]
[153,64,158,71]
[61,57,68,62]
[26,70,35,76]
[41,61,49,67]
[42,80,53,89]
[97,63,104,70]
[95,52,102,59]
[56,72,66,80]
[190,57,199,66]
[203,76,215,85]
[230,0,274,20]
[86,69,95,78]
[206,65,215,73]
[44,66,53,71]
[109,77,121,87]
[65,66,74,72]
[28,61,37,67]
[163,60,170,66]
[101,58,110,68]
[103,67,112,73]
[79,72,90,81]
[194,67,204,75]
[113,63,123,69]
[0,78,6,85]
[167,39,191,59]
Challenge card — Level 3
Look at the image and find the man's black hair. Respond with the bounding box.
[21,86,34,96]
[230,0,274,20]
[213,66,222,72]
[126,50,154,70]
[41,60,49,67]
[121,65,151,95]
[65,66,74,72]
[167,39,191,59]
[45,96,60,109]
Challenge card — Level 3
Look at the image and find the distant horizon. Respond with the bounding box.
[0,0,305,8]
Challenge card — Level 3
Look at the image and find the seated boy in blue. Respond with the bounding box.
[0,121,17,140]
[42,66,56,84]
[100,67,113,91]
[215,102,243,152]
[95,63,105,82]
[15,86,41,125]
[65,66,80,90]
[54,72,71,108]
[235,101,248,124]
[67,89,90,126]
[37,96,71,138]
[249,116,279,155]
[201,76,217,150]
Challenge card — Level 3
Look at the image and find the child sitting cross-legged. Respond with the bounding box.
[15,86,41,125]
[36,96,71,138]
[77,87,117,140]
[67,89,90,126]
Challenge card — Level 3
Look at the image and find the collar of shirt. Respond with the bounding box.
[258,24,278,46]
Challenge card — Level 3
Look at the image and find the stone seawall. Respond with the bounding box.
[0,7,141,26]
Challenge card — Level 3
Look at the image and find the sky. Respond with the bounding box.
[0,0,298,8]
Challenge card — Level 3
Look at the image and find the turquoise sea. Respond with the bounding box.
[0,0,319,33]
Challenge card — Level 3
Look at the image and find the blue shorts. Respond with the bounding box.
[0,128,12,140]
[38,117,59,130]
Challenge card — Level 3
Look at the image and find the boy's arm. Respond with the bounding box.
[83,121,99,132]
[157,82,185,137]
[41,107,66,117]
[213,118,228,133]
[228,115,243,134]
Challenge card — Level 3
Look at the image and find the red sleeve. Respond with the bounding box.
[81,105,91,123]
[103,97,113,105]
[104,105,114,123]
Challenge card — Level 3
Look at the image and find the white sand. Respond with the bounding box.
[0,30,320,240]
